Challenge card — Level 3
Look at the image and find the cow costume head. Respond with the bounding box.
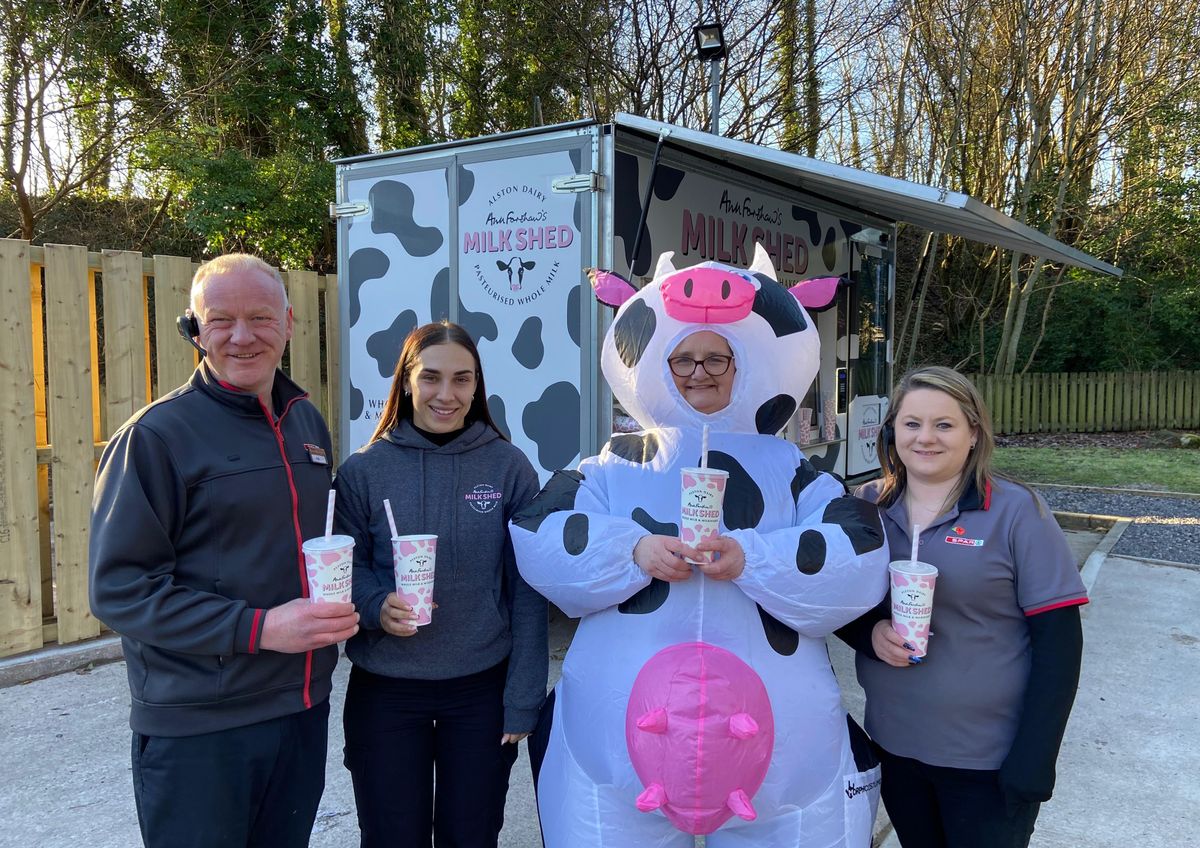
[590,244,838,435]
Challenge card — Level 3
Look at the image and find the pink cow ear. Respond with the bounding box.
[587,267,637,308]
[788,276,843,311]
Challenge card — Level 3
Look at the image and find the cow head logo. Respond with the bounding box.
[496,256,537,291]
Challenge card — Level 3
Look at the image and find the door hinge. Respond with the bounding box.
[329,201,369,219]
[552,172,601,193]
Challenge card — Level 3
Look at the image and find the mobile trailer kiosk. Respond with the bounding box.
[333,114,1119,481]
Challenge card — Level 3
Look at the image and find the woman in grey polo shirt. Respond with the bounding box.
[838,366,1087,848]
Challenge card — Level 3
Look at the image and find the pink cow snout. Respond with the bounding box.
[660,267,758,323]
[625,642,775,835]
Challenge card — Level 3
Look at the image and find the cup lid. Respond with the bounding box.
[392,534,438,542]
[680,467,730,477]
[302,535,355,551]
[888,560,938,576]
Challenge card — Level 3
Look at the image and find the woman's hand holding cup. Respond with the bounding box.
[872,619,921,667]
[633,535,697,582]
[380,592,420,637]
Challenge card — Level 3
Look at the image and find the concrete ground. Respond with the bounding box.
[2,526,1197,847]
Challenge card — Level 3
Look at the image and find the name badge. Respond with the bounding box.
[304,443,328,465]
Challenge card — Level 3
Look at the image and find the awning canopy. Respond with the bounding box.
[615,113,1121,277]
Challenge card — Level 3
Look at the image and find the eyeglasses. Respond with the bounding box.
[668,354,734,378]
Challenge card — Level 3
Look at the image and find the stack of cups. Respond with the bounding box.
[888,560,938,656]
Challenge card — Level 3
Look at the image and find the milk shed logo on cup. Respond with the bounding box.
[462,182,574,306]
[464,483,503,514]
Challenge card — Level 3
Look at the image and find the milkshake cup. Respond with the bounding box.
[302,535,355,603]
[680,468,729,564]
[888,560,938,657]
[393,534,437,626]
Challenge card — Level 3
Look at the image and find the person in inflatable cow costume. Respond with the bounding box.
[510,245,891,847]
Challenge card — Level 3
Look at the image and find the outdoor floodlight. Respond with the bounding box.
[692,23,727,61]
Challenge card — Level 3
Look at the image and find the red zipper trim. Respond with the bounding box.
[260,393,314,710]
[248,608,264,653]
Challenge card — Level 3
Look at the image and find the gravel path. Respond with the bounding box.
[1037,485,1200,565]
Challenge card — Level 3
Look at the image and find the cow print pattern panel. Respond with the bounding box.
[609,432,660,464]
[488,394,511,440]
[366,309,418,377]
[523,382,581,471]
[511,469,585,533]
[370,180,444,256]
[795,530,828,575]
[612,298,656,368]
[512,317,545,369]
[757,604,799,656]
[755,394,798,435]
[618,507,678,615]
[566,284,581,347]
[453,164,475,207]
[703,450,764,531]
[348,247,389,329]
[750,274,808,337]
[822,497,885,554]
[847,714,878,772]
[349,380,364,420]
[428,266,499,342]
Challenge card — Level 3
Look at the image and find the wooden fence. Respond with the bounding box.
[0,239,338,658]
[973,371,1200,435]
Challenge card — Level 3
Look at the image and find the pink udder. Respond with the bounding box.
[625,642,774,835]
[660,267,757,323]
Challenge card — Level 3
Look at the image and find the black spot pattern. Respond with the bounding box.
[821,227,837,270]
[430,266,451,321]
[796,530,827,575]
[458,298,498,345]
[488,393,511,440]
[822,497,885,555]
[454,164,475,207]
[348,248,389,328]
[750,274,808,337]
[808,441,841,476]
[840,220,863,241]
[566,284,581,347]
[612,298,656,368]
[791,205,823,245]
[790,460,821,502]
[757,604,799,655]
[523,382,580,472]
[564,513,589,555]
[704,450,764,530]
[349,380,364,420]
[609,432,659,464]
[512,317,545,369]
[755,394,797,435]
[614,151,652,276]
[370,180,444,256]
[512,470,584,533]
[366,310,418,377]
[653,164,686,202]
[847,715,878,772]
[619,507,676,615]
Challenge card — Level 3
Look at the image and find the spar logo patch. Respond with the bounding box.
[945,535,984,547]
[464,483,503,514]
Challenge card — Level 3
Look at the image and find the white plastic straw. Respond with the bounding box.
[383,498,398,539]
[324,489,336,538]
[700,424,710,468]
[910,524,921,563]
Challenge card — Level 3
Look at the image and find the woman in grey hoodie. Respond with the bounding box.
[333,321,548,848]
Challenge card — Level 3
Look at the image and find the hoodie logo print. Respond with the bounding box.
[465,483,503,514]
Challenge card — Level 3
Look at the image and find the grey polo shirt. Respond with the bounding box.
[855,476,1088,770]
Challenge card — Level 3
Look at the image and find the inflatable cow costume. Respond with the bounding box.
[511,247,890,847]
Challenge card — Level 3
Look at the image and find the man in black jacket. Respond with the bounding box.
[89,254,359,847]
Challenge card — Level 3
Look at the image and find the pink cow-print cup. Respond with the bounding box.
[888,560,938,657]
[302,535,355,603]
[392,534,437,626]
[625,642,775,835]
[680,468,729,564]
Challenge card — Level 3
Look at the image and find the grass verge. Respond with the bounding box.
[992,447,1200,494]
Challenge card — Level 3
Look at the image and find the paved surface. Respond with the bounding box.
[3,529,1197,847]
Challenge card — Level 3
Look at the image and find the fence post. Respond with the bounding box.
[284,270,321,414]
[323,274,341,459]
[44,244,102,644]
[101,250,151,437]
[153,255,197,397]
[0,240,44,655]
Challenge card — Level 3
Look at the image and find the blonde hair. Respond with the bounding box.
[190,254,288,313]
[876,366,996,508]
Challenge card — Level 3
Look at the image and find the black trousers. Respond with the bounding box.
[131,699,329,848]
[343,662,519,848]
[877,746,1041,848]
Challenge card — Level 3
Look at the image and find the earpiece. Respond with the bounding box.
[176,311,207,357]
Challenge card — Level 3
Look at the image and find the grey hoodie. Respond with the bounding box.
[333,419,547,733]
